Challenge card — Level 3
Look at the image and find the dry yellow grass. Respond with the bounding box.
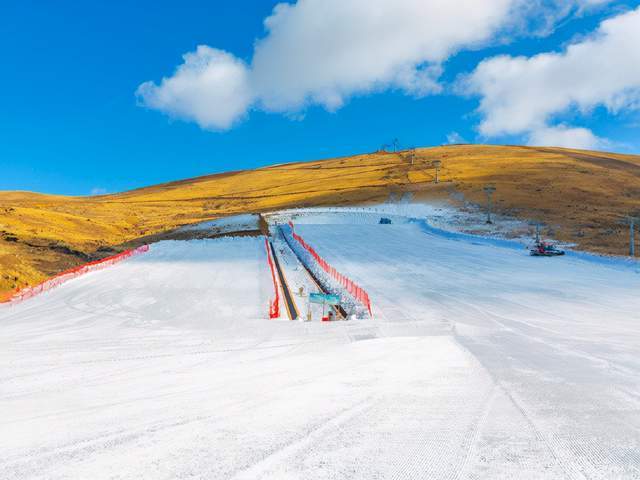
[1,144,639,299]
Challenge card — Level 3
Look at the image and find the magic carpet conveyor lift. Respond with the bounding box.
[268,241,299,320]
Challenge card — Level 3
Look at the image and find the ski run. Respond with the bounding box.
[2,206,640,479]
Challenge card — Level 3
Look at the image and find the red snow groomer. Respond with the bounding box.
[530,241,565,257]
[529,224,565,256]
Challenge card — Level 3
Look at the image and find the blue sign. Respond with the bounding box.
[309,293,341,305]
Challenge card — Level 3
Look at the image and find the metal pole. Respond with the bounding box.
[483,185,496,224]
[432,160,442,184]
[631,219,636,257]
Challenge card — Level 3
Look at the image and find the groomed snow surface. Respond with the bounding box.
[2,209,640,479]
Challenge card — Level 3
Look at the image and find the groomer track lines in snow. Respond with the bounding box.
[2,210,640,479]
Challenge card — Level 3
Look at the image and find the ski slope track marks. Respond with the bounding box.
[1,210,639,479]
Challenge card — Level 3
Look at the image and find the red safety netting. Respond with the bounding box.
[288,222,372,316]
[265,238,280,319]
[0,244,150,306]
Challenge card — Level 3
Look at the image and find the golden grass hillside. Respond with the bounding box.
[1,144,639,299]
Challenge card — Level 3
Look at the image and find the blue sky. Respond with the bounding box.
[1,1,639,195]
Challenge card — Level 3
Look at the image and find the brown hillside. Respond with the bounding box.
[1,144,639,299]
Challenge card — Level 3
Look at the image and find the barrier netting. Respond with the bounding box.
[265,238,280,319]
[0,244,150,306]
[288,222,372,316]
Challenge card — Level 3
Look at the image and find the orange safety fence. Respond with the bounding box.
[288,222,372,316]
[0,244,150,306]
[265,238,280,319]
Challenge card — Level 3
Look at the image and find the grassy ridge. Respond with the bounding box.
[1,144,639,298]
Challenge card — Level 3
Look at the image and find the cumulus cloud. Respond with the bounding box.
[463,6,640,148]
[527,125,603,149]
[137,47,252,130]
[249,0,519,113]
[138,0,609,130]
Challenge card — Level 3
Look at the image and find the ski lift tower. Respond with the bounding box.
[406,147,416,166]
[530,222,542,244]
[432,160,442,184]
[626,216,638,257]
[483,184,496,224]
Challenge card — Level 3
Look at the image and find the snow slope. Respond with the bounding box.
[2,213,640,479]
[292,213,640,479]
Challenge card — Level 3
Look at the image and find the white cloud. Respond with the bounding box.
[137,0,516,129]
[446,131,468,144]
[249,0,518,113]
[515,0,612,37]
[463,6,640,148]
[138,0,610,130]
[136,46,252,130]
[527,125,603,149]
